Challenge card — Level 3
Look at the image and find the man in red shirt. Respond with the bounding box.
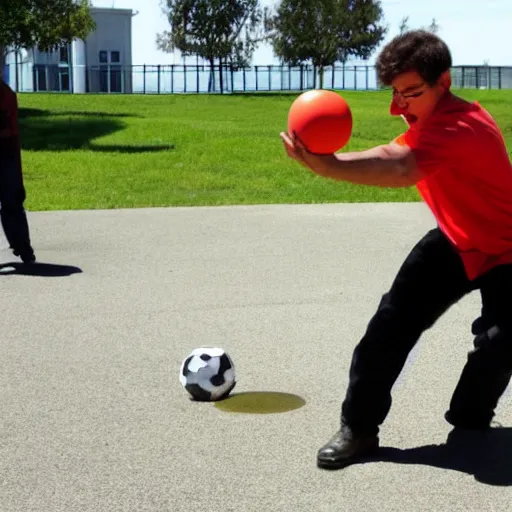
[0,78,36,263]
[281,30,512,469]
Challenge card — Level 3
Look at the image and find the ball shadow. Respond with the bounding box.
[214,391,306,414]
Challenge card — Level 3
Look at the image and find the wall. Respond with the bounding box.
[85,8,133,93]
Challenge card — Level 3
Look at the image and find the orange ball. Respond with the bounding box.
[287,90,353,154]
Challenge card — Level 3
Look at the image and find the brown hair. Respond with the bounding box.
[376,30,452,86]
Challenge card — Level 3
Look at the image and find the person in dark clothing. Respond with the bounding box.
[281,30,512,470]
[0,78,35,263]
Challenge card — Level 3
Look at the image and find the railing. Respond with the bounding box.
[450,66,512,90]
[5,63,512,94]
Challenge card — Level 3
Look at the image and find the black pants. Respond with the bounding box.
[342,227,512,435]
[0,136,32,255]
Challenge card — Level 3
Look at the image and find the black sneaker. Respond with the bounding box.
[317,423,379,469]
[13,248,36,264]
[444,410,492,430]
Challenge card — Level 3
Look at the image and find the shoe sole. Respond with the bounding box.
[444,411,492,430]
[316,439,380,470]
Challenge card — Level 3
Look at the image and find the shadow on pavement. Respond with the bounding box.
[367,427,512,486]
[0,262,83,277]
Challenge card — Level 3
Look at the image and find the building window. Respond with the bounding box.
[99,50,123,93]
[34,65,47,91]
[33,64,71,92]
[59,69,70,91]
[59,46,69,64]
[98,50,121,65]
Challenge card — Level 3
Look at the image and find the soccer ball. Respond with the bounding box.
[179,347,236,401]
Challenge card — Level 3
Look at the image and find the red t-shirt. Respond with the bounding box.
[394,92,512,280]
[0,81,19,138]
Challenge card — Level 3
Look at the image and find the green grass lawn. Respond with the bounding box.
[17,89,512,211]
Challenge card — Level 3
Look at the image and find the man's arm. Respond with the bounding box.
[281,132,423,188]
[317,143,422,188]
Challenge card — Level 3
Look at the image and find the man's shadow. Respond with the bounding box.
[362,428,512,486]
[0,262,82,277]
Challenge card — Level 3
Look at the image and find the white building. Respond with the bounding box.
[4,7,135,93]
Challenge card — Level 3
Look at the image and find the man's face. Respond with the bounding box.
[390,70,446,128]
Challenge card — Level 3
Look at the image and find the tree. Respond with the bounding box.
[265,0,387,89]
[264,0,339,89]
[398,16,440,35]
[0,0,96,74]
[398,16,409,34]
[335,0,388,64]
[427,18,439,34]
[157,0,264,93]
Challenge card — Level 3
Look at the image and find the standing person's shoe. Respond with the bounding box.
[444,410,492,430]
[13,246,36,264]
[317,420,379,469]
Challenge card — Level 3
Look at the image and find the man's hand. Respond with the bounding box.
[280,131,335,176]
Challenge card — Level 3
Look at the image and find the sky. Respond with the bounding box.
[92,0,512,67]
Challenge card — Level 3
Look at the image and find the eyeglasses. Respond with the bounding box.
[392,85,427,102]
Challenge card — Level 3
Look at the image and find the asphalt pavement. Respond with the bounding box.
[1,203,511,512]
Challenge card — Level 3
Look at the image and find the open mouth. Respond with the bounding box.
[405,114,418,124]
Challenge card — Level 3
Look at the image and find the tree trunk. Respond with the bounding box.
[208,58,215,92]
[319,66,324,89]
[219,57,224,94]
[14,50,19,92]
[0,46,5,82]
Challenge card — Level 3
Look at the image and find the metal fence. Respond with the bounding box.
[127,64,379,94]
[450,66,512,90]
[5,63,512,95]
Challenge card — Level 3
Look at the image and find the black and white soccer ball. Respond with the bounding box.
[179,347,236,401]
